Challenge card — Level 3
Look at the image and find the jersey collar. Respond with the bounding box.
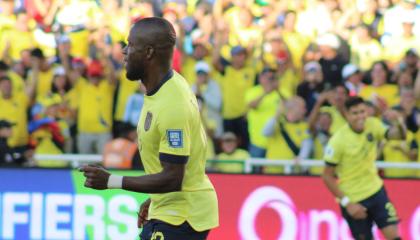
[146,69,174,96]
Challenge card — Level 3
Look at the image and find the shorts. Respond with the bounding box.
[341,187,399,239]
[140,219,210,240]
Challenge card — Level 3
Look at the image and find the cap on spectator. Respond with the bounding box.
[0,119,15,129]
[87,60,104,78]
[54,66,66,76]
[195,61,211,74]
[72,57,85,67]
[56,8,88,26]
[31,48,45,59]
[401,13,415,24]
[221,132,237,141]
[191,29,204,44]
[406,48,418,57]
[304,61,322,73]
[316,33,340,49]
[342,64,360,79]
[231,46,246,56]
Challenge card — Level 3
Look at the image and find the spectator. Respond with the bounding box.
[191,61,223,138]
[297,61,324,114]
[103,123,141,170]
[0,76,30,148]
[317,33,347,88]
[245,68,280,158]
[382,108,417,178]
[27,48,54,99]
[0,119,26,167]
[263,96,312,174]
[214,132,250,173]
[342,63,364,96]
[76,58,116,154]
[360,61,399,109]
[213,44,255,150]
[311,111,332,175]
[349,24,383,71]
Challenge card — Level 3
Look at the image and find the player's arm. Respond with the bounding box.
[321,143,367,219]
[80,160,185,193]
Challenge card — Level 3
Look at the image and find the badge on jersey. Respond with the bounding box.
[167,129,183,148]
[144,112,153,131]
[325,145,334,158]
[367,133,373,142]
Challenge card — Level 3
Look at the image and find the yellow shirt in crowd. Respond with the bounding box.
[0,93,29,147]
[359,84,400,108]
[215,149,250,173]
[245,85,281,148]
[217,65,256,119]
[383,131,416,178]
[265,118,310,174]
[114,69,139,121]
[76,79,115,133]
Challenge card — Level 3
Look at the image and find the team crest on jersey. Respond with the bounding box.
[167,129,183,148]
[144,112,153,131]
[367,133,373,142]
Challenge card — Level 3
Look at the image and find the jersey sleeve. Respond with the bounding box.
[323,136,342,166]
[157,105,191,158]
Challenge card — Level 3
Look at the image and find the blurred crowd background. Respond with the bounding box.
[0,0,419,178]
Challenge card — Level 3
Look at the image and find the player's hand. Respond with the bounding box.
[79,164,111,190]
[137,198,151,228]
[346,203,367,219]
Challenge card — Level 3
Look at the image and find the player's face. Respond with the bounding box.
[123,28,146,81]
[347,103,367,132]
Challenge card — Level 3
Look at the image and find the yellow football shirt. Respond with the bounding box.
[265,118,310,174]
[324,117,386,202]
[76,79,115,133]
[359,84,400,108]
[28,68,54,98]
[383,131,416,178]
[138,71,218,231]
[181,56,213,86]
[0,93,29,147]
[245,85,281,148]
[114,69,139,121]
[215,149,250,173]
[320,106,346,134]
[218,66,256,119]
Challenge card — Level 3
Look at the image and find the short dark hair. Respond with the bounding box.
[0,75,11,82]
[345,96,365,110]
[0,61,9,71]
[30,48,44,59]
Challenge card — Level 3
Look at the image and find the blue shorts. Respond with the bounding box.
[340,187,399,240]
[140,219,210,240]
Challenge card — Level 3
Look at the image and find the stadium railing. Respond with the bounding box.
[35,154,420,174]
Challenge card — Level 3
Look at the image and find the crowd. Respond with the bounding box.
[0,0,419,177]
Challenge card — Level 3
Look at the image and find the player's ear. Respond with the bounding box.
[145,45,154,59]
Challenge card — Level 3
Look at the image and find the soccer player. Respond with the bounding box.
[80,17,219,240]
[322,96,405,240]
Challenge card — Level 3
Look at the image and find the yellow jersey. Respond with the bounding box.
[383,131,416,178]
[245,86,281,148]
[265,118,310,174]
[0,93,29,147]
[138,70,218,231]
[217,65,256,119]
[324,117,386,202]
[215,149,250,173]
[359,84,400,108]
[114,69,139,121]
[28,68,54,98]
[76,79,115,133]
[320,106,347,134]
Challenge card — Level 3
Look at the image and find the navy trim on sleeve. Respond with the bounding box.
[146,70,174,96]
[159,153,188,164]
[325,162,338,167]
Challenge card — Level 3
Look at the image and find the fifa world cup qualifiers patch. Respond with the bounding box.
[167,129,183,148]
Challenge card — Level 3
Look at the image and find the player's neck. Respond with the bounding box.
[349,125,364,134]
[143,67,172,96]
